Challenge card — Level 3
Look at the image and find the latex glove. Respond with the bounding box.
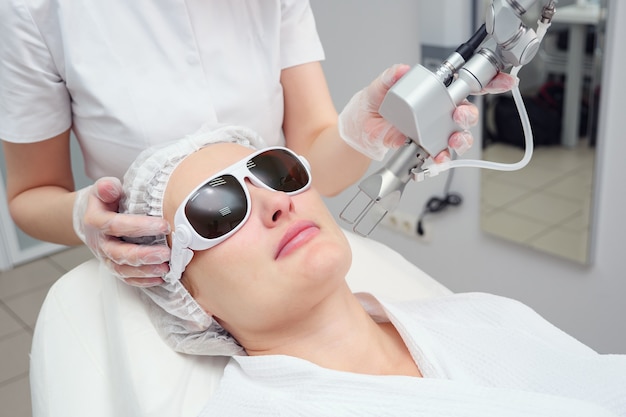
[439,71,519,163]
[73,177,171,287]
[338,64,518,161]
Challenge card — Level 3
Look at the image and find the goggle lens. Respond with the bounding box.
[248,149,310,193]
[184,175,248,239]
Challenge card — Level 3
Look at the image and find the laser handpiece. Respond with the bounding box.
[340,49,501,237]
[341,0,557,237]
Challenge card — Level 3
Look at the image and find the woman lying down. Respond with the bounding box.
[121,124,625,417]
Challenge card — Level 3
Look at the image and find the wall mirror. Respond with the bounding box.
[480,0,607,264]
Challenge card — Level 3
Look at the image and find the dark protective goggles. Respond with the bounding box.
[167,147,311,281]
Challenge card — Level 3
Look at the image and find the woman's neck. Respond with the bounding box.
[243,289,422,377]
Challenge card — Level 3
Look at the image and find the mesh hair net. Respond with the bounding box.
[120,124,268,356]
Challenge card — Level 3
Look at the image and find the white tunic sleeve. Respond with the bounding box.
[0,0,71,142]
[280,0,325,69]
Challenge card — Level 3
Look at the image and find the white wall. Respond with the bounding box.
[312,0,626,353]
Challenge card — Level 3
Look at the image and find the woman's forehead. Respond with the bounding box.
[177,143,251,181]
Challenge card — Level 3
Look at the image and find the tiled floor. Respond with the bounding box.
[0,245,94,417]
[481,141,595,263]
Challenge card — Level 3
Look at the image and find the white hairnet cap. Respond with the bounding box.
[120,123,267,356]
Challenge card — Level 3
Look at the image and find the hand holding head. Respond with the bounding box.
[73,176,170,286]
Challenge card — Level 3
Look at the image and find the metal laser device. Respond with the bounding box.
[341,0,557,236]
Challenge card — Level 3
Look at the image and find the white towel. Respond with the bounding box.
[198,293,626,416]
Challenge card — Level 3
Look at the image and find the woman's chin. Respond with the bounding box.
[297,238,352,283]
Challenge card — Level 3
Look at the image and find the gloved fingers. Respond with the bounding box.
[337,63,410,160]
[453,100,479,130]
[428,132,473,165]
[475,72,519,95]
[102,257,168,285]
[108,260,168,281]
[364,64,410,110]
[86,178,170,239]
[81,182,122,237]
[84,183,170,238]
[378,63,410,89]
[123,277,166,288]
[73,178,122,243]
[93,177,123,204]
[484,72,518,94]
[433,149,452,164]
[98,211,171,238]
[99,237,171,267]
[383,128,408,149]
[448,130,474,156]
[75,177,172,288]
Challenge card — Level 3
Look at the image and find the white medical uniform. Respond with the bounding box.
[0,0,324,180]
[199,293,626,416]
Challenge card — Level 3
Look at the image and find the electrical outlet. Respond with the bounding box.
[380,210,430,241]
[382,210,416,236]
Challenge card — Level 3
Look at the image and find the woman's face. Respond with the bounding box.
[163,143,352,343]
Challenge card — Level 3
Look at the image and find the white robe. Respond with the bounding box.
[198,293,626,416]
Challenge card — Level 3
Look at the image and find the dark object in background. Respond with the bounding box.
[557,26,597,55]
[486,80,600,149]
[486,25,601,149]
[487,82,563,149]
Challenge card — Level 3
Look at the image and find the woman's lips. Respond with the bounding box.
[275,220,320,259]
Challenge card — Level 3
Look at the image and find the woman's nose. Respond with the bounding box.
[248,185,294,227]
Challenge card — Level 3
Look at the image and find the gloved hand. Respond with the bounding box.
[73,177,171,287]
[338,63,518,162]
